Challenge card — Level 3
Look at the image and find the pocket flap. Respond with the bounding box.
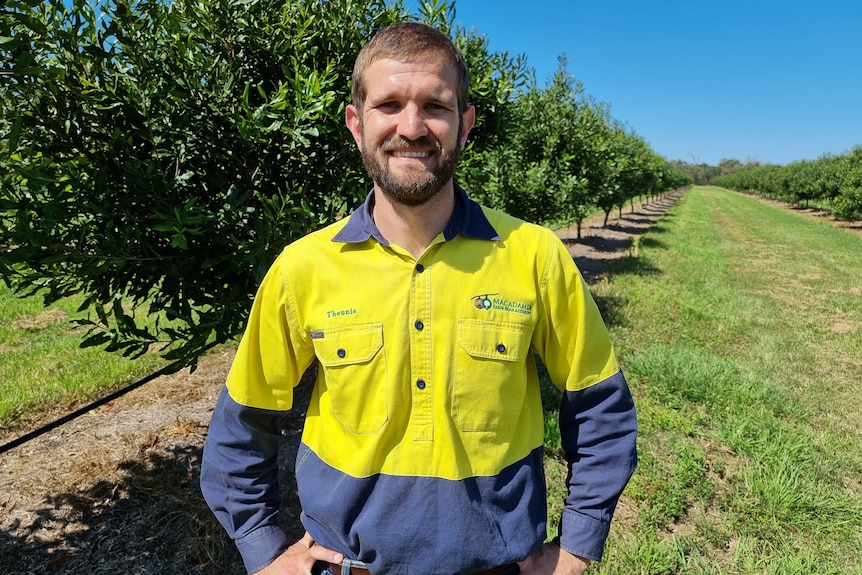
[313,323,383,367]
[457,319,531,362]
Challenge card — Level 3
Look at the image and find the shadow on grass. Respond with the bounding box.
[579,249,663,330]
[644,222,670,235]
[638,237,666,250]
[617,216,655,225]
[566,191,683,284]
[575,235,633,252]
[591,292,629,330]
[609,254,662,277]
[605,223,649,236]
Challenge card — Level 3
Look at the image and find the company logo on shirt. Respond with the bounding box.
[472,294,533,316]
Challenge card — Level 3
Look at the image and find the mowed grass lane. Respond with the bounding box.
[585,186,862,574]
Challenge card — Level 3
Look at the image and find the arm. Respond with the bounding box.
[200,387,291,573]
[557,371,637,561]
[533,232,638,564]
[519,374,636,573]
[201,388,345,575]
[200,250,318,573]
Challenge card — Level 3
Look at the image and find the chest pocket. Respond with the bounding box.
[312,323,388,434]
[453,319,533,432]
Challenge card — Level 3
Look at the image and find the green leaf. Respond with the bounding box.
[172,234,188,250]
[6,117,23,156]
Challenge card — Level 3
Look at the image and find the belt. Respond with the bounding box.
[321,562,519,575]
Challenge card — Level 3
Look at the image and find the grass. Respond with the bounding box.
[566,186,862,573]
[0,285,166,429]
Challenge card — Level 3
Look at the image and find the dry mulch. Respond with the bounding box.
[5,187,852,574]
[0,349,247,574]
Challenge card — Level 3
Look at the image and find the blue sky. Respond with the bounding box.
[410,0,862,166]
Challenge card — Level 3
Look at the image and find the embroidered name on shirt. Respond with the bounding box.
[327,308,357,318]
[472,294,533,316]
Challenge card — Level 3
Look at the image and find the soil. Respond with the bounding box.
[1,188,855,574]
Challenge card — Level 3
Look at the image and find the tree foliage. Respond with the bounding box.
[1,0,688,369]
[466,56,690,238]
[711,148,862,221]
[1,0,415,367]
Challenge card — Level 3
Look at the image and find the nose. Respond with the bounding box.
[396,103,429,141]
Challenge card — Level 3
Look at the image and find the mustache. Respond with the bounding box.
[381,137,442,152]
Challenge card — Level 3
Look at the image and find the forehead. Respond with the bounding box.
[362,56,459,100]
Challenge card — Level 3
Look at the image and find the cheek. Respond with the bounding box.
[442,124,464,148]
[362,120,393,147]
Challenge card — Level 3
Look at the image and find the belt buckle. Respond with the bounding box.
[316,560,370,575]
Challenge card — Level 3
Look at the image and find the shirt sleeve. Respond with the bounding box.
[200,387,292,574]
[557,372,637,560]
[533,231,638,561]
[200,251,314,573]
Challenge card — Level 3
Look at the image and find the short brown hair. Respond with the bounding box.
[351,22,470,114]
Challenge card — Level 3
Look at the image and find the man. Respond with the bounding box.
[201,22,637,575]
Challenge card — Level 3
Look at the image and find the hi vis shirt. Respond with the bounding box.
[201,186,637,575]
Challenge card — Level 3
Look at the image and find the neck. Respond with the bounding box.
[372,183,456,259]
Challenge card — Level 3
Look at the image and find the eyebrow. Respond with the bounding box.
[367,91,457,108]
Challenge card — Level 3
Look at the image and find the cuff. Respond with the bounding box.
[557,509,611,562]
[236,524,290,574]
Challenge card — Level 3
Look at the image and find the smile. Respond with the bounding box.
[390,151,433,158]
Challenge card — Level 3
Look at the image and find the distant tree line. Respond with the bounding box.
[670,158,758,186]
[1,0,690,368]
[710,148,862,222]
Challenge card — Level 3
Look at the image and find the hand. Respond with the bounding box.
[517,542,591,575]
[253,532,344,575]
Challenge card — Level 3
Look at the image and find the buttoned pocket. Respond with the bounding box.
[312,323,388,434]
[453,319,533,432]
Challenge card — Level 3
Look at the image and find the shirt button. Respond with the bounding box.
[414,320,424,331]
[496,343,507,354]
[415,263,425,273]
[337,348,346,358]
[416,379,426,390]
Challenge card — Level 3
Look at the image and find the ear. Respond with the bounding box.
[459,105,476,148]
[345,104,363,148]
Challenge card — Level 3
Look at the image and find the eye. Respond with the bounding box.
[376,101,401,111]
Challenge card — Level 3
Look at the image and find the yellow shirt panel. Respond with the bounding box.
[227,207,618,480]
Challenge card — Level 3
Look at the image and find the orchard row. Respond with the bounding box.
[711,147,862,221]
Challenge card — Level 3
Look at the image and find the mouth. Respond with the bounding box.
[390,150,434,159]
[383,137,440,161]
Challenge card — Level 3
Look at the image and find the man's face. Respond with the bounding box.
[346,56,475,206]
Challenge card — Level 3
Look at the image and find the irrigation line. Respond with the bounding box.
[0,360,185,455]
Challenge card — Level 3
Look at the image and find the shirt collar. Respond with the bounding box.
[332,183,501,245]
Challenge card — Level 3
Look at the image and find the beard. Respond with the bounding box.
[360,134,462,207]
